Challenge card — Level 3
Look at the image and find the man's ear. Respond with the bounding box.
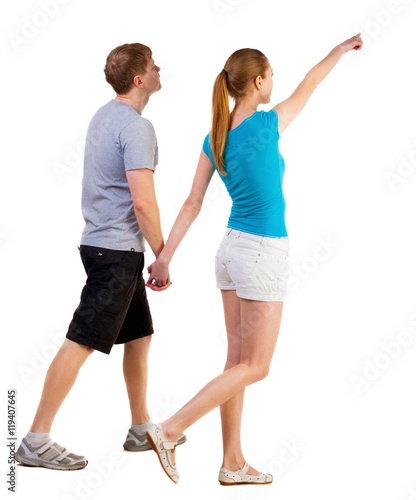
[133,75,143,88]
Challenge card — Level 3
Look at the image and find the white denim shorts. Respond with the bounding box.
[215,228,290,302]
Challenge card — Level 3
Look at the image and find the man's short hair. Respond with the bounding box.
[104,43,152,94]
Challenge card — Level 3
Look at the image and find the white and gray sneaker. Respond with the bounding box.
[16,438,87,470]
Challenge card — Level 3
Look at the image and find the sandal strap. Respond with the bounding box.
[238,462,250,477]
[161,440,177,450]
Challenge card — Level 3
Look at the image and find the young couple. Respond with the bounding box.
[16,34,362,485]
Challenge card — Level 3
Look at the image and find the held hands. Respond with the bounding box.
[146,259,171,292]
[338,33,363,54]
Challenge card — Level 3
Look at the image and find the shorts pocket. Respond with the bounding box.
[227,246,259,284]
[263,252,289,292]
[215,255,225,277]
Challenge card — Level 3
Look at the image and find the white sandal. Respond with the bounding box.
[219,461,273,485]
[146,423,180,483]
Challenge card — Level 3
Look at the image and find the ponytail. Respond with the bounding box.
[209,49,269,176]
[210,70,230,176]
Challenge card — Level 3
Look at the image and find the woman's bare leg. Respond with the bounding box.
[218,291,247,471]
[161,298,284,451]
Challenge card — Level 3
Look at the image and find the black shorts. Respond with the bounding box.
[66,245,153,354]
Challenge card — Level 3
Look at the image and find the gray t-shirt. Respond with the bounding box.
[80,100,158,252]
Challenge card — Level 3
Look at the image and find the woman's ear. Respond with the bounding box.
[254,75,262,91]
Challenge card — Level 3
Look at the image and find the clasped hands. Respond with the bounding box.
[146,258,171,291]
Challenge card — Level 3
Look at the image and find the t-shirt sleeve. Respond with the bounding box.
[202,133,211,156]
[202,133,216,166]
[259,109,279,135]
[120,117,158,172]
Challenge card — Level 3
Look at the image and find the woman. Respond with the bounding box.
[146,34,363,484]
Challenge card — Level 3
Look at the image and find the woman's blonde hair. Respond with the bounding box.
[211,48,269,175]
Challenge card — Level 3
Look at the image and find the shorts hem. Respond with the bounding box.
[66,334,112,355]
[114,329,154,345]
[216,286,286,302]
[66,329,154,355]
[216,285,236,291]
[236,293,286,302]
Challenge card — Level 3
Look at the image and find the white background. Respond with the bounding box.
[1,1,416,499]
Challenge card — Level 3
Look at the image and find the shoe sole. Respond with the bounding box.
[16,452,88,471]
[123,444,151,452]
[219,480,273,486]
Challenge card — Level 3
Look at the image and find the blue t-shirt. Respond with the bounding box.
[203,109,287,237]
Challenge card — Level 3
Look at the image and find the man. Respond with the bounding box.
[16,43,184,470]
